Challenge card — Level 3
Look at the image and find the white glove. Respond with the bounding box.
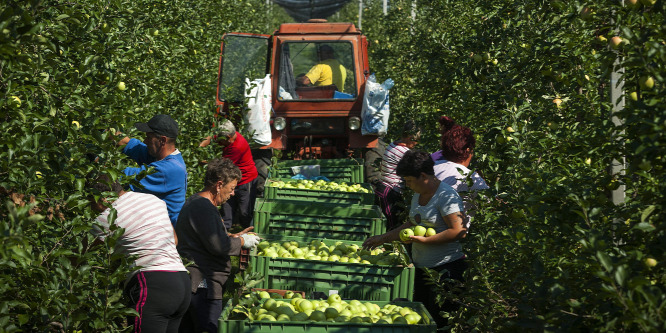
[241,234,261,249]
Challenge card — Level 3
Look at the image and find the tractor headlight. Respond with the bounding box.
[273,117,286,131]
[348,117,361,131]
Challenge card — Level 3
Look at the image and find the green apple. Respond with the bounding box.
[257,314,276,321]
[283,291,294,299]
[290,312,309,321]
[290,297,302,307]
[258,291,271,299]
[472,54,483,63]
[334,315,349,322]
[327,293,342,304]
[425,228,437,237]
[324,307,339,319]
[338,309,352,318]
[629,91,638,101]
[309,310,327,321]
[291,248,304,258]
[270,293,282,299]
[413,225,426,237]
[117,81,126,90]
[399,307,412,316]
[276,314,290,321]
[275,305,295,317]
[350,316,364,323]
[399,228,414,242]
[264,249,278,258]
[298,299,313,312]
[644,258,657,268]
[639,75,655,90]
[365,302,380,314]
[262,298,277,311]
[257,241,270,251]
[404,312,420,324]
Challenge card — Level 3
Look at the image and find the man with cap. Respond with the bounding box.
[199,119,258,230]
[117,114,188,226]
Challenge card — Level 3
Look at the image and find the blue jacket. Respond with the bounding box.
[123,138,188,226]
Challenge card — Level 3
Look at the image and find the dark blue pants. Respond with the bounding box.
[124,271,191,333]
[178,288,224,333]
[414,258,468,328]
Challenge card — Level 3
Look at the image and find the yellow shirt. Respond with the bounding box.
[305,59,346,91]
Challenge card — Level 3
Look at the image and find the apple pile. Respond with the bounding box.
[268,179,371,193]
[235,293,425,324]
[257,239,404,266]
[399,225,437,242]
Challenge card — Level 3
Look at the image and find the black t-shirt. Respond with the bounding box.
[175,194,242,298]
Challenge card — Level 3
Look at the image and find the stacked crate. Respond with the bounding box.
[219,298,438,333]
[247,159,415,302]
[220,158,443,332]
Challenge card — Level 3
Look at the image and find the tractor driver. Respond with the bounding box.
[297,44,347,92]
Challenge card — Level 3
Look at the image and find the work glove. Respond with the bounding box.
[241,234,261,249]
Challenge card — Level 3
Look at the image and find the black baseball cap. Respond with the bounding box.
[134,114,179,138]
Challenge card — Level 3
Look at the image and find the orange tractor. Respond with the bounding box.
[215,20,379,161]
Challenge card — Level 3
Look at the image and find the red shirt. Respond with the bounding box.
[222,132,258,186]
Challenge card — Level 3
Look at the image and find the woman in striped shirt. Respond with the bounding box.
[374,120,421,230]
[90,174,190,332]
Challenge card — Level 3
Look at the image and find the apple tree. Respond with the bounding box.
[0,0,284,330]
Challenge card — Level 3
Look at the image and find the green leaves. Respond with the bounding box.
[354,0,666,331]
[1,0,285,330]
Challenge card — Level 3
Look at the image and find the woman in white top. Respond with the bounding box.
[432,116,488,228]
[90,174,190,333]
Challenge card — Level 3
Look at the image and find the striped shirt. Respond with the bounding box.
[94,192,186,272]
[379,142,411,188]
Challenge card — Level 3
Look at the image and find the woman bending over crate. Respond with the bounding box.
[363,150,468,328]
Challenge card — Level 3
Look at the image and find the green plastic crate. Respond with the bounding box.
[264,178,375,205]
[248,234,414,302]
[253,199,386,241]
[219,299,436,333]
[269,158,365,183]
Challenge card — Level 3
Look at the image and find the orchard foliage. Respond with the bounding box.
[1,0,664,331]
[0,0,286,330]
[355,0,665,331]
